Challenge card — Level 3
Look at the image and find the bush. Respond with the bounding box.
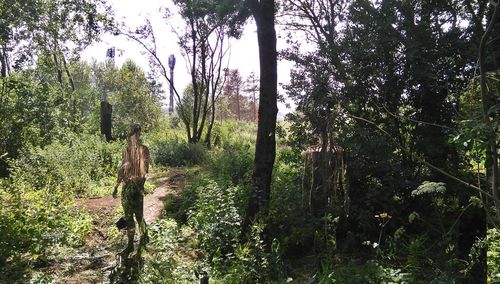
[163,174,205,224]
[487,228,500,283]
[188,181,242,269]
[221,223,284,284]
[9,133,123,196]
[186,181,285,283]
[207,142,253,187]
[0,179,92,280]
[317,259,411,284]
[140,219,196,284]
[151,138,207,167]
[269,148,315,253]
[212,120,257,148]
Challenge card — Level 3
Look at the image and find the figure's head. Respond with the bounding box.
[129,124,141,138]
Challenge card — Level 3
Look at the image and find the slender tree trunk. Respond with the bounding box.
[245,0,278,227]
[0,46,7,78]
[252,89,257,122]
[191,20,199,143]
[236,84,241,120]
[53,52,63,88]
[204,89,217,147]
[62,54,79,130]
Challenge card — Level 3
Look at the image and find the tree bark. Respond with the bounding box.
[236,84,241,120]
[100,101,113,142]
[245,0,278,227]
[479,2,500,225]
[0,46,7,78]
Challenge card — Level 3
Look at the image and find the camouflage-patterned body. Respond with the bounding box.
[121,179,145,231]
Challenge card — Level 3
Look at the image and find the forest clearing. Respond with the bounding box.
[1,0,500,283]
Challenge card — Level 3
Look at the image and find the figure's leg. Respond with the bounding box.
[121,187,135,256]
[136,193,148,245]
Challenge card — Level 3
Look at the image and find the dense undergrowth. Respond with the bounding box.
[0,133,120,279]
[1,119,499,283]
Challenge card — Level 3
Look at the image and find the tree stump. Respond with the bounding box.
[100,101,112,142]
[302,145,348,218]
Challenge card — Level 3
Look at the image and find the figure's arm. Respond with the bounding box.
[113,168,123,198]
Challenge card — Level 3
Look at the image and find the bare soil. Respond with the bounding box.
[43,169,186,283]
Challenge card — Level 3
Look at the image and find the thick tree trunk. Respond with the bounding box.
[245,0,278,226]
[100,101,113,142]
[480,2,500,225]
[492,4,500,223]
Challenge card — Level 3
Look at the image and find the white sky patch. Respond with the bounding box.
[82,0,295,116]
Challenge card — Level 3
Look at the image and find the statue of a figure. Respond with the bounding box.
[113,124,150,257]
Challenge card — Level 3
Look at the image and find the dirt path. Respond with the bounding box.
[79,170,185,221]
[45,169,186,283]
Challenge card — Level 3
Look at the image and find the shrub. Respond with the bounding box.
[207,142,253,187]
[487,228,500,283]
[151,138,207,167]
[140,219,195,284]
[221,223,284,284]
[269,148,315,253]
[9,133,123,196]
[317,259,411,283]
[163,175,205,224]
[188,182,242,269]
[212,120,257,148]
[0,179,92,280]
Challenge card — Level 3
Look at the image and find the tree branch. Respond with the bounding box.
[347,112,499,203]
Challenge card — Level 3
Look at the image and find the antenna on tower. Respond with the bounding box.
[106,47,115,64]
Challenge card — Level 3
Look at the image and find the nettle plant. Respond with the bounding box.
[188,182,242,270]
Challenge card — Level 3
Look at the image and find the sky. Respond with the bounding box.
[82,0,295,116]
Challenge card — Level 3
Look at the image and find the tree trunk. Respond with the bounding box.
[204,88,217,148]
[236,84,241,120]
[252,90,257,122]
[100,101,113,142]
[245,0,278,227]
[492,4,500,223]
[480,2,500,225]
[0,46,7,78]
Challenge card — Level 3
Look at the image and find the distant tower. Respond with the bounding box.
[168,54,176,114]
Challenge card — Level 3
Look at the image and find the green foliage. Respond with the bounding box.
[269,148,315,252]
[10,133,122,196]
[220,224,284,284]
[487,228,500,283]
[177,85,195,127]
[212,120,257,148]
[189,182,242,268]
[151,138,207,167]
[140,219,196,284]
[109,60,164,138]
[163,176,201,224]
[0,73,63,175]
[0,179,92,280]
[317,259,410,284]
[207,141,253,186]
